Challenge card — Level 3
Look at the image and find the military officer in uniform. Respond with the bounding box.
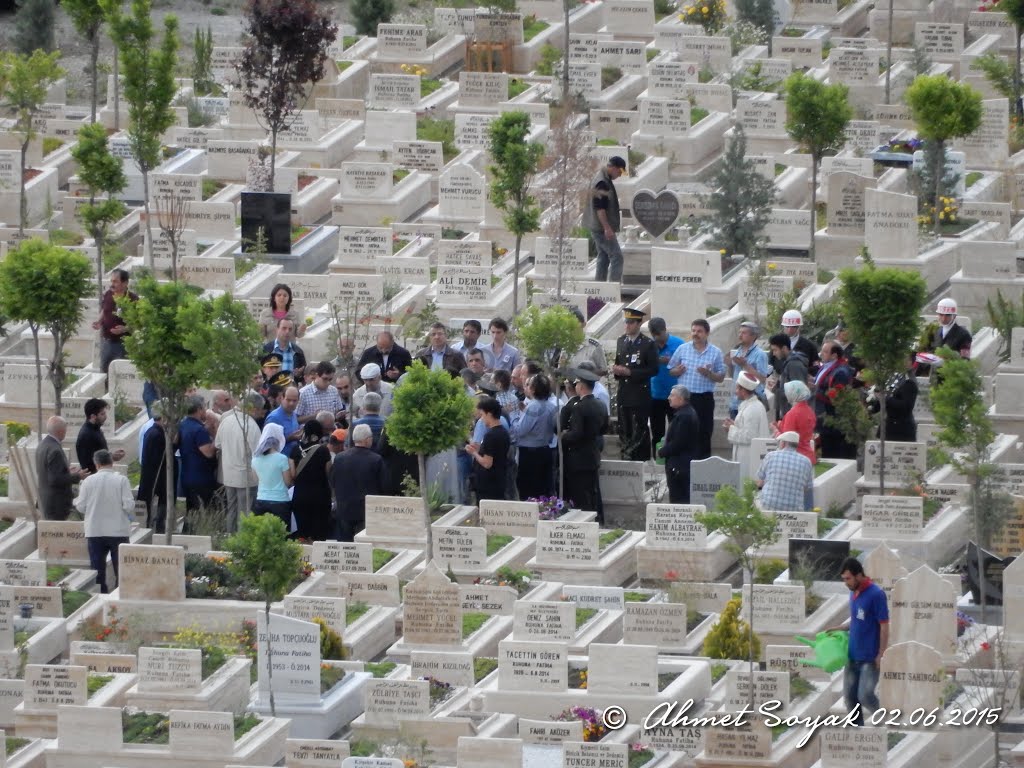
[560,368,608,521]
[567,306,607,375]
[612,307,659,461]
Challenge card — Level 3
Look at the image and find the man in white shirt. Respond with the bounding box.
[214,392,264,531]
[352,363,394,418]
[76,449,134,593]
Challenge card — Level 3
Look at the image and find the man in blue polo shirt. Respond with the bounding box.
[831,557,889,725]
[648,317,683,458]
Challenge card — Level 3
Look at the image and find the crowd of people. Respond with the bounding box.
[36,270,975,590]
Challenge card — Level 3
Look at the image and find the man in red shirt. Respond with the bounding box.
[93,269,138,376]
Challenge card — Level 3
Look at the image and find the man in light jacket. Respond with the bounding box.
[76,449,135,593]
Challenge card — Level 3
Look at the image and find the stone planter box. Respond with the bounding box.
[845,503,970,572]
[372,34,466,78]
[830,0,871,36]
[0,166,59,229]
[292,177,340,226]
[330,171,433,228]
[482,656,711,723]
[387,611,514,663]
[312,59,370,100]
[6,738,44,768]
[44,710,290,768]
[251,668,371,740]
[15,672,135,738]
[591,74,648,112]
[813,458,859,514]
[750,593,849,656]
[636,531,737,582]
[525,530,644,586]
[279,121,363,175]
[631,113,729,181]
[126,657,252,716]
[0,520,37,560]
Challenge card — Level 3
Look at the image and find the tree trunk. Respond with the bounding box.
[418,453,433,562]
[142,170,154,271]
[19,138,29,236]
[164,425,176,544]
[31,326,43,442]
[884,0,894,104]
[90,33,100,124]
[512,233,523,318]
[93,220,104,303]
[747,562,756,712]
[269,130,278,193]
[50,334,64,416]
[808,157,818,261]
[265,599,276,716]
[932,139,944,235]
[973,478,986,623]
[113,50,120,132]
[877,393,887,494]
[561,0,570,105]
[1016,28,1023,121]
[170,234,179,283]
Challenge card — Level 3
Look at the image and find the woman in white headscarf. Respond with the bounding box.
[774,379,816,465]
[250,423,293,527]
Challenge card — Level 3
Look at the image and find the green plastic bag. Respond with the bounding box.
[795,630,848,673]
[655,440,665,465]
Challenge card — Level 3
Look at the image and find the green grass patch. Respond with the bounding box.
[343,35,359,49]
[598,528,626,551]
[462,611,490,638]
[372,548,396,571]
[336,60,354,72]
[687,608,709,632]
[813,461,834,477]
[43,137,64,156]
[0,519,11,534]
[63,589,92,617]
[486,534,513,556]
[706,306,721,316]
[5,737,28,756]
[474,657,498,681]
[781,26,803,36]
[46,565,71,584]
[624,591,651,602]
[393,168,410,184]
[127,460,141,487]
[775,163,786,176]
[629,748,655,768]
[202,177,226,200]
[87,674,114,696]
[291,224,313,244]
[14,627,37,646]
[365,661,397,678]
[966,171,983,188]
[392,238,409,254]
[646,48,660,61]
[420,78,444,98]
[50,229,85,247]
[817,517,839,536]
[508,78,530,98]
[600,66,623,90]
[711,662,729,682]
[657,671,679,691]
[417,117,458,164]
[755,558,787,584]
[691,106,709,126]
[320,665,346,694]
[596,138,618,146]
[346,601,370,625]
[888,731,906,750]
[235,256,258,279]
[805,592,824,616]
[575,607,597,628]
[790,672,814,700]
[523,16,549,41]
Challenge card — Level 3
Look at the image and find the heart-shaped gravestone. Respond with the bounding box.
[631,189,680,239]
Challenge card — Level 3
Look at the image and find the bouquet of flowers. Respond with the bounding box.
[528,496,573,520]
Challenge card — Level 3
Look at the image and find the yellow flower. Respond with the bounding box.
[719,248,726,254]
[702,5,709,11]
[687,7,695,13]
[939,212,945,220]
[767,262,777,269]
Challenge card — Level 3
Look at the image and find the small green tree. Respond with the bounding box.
[192,26,215,96]
[101,0,179,265]
[695,480,778,708]
[235,0,338,191]
[0,239,92,437]
[905,75,983,233]
[118,276,205,542]
[1002,0,1024,120]
[0,50,66,235]
[62,0,105,121]
[703,597,760,661]
[783,73,852,260]
[182,292,264,511]
[488,111,544,318]
[702,125,776,259]
[71,123,127,302]
[351,0,394,35]
[986,289,1024,363]
[838,260,926,492]
[14,0,56,55]
[224,513,303,716]
[516,304,585,498]
[929,349,1013,622]
[384,361,474,562]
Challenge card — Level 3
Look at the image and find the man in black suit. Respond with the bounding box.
[780,309,820,372]
[657,386,700,504]
[37,416,87,521]
[355,331,413,384]
[560,368,609,521]
[612,307,659,461]
[331,423,388,541]
[930,297,972,358]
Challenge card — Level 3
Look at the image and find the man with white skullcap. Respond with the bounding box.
[756,430,814,511]
[352,362,394,419]
[297,360,347,424]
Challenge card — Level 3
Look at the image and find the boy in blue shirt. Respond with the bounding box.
[830,557,889,725]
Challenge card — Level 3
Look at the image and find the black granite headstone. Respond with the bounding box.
[966,541,1013,605]
[240,191,292,254]
[631,189,680,239]
[788,538,850,582]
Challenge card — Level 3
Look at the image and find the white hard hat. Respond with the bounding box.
[781,309,803,327]
[936,297,957,315]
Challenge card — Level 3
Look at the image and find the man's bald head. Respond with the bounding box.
[46,416,67,440]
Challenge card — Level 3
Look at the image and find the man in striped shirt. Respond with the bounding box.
[668,319,725,460]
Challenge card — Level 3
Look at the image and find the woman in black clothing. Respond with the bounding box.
[868,357,919,442]
[288,421,334,540]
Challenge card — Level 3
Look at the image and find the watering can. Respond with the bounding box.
[794,631,848,673]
